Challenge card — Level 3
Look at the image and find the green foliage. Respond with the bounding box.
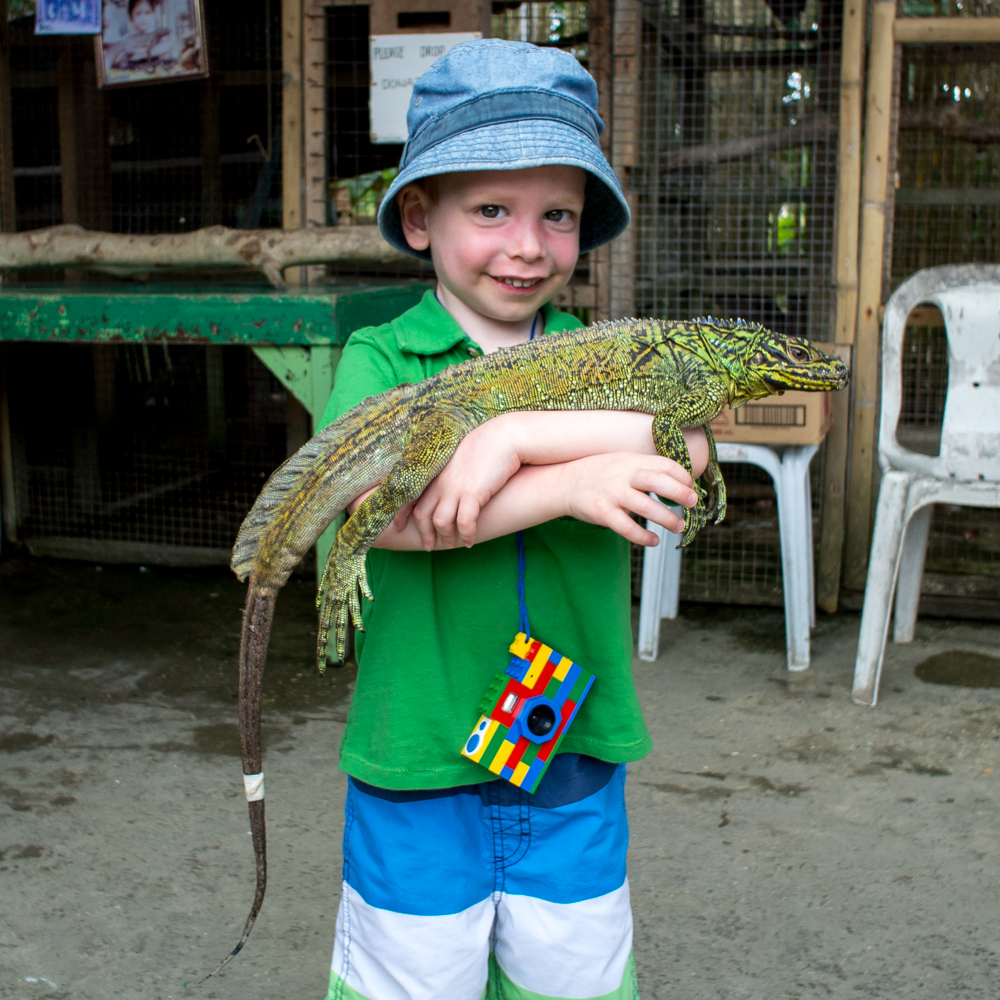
[329,168,398,225]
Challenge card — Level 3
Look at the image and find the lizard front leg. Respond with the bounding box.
[316,408,472,666]
[651,410,707,547]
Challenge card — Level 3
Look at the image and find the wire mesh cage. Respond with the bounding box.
[2,0,297,567]
[614,0,840,604]
[890,13,1000,601]
[8,0,283,242]
[2,0,998,612]
[4,343,291,564]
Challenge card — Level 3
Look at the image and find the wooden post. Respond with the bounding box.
[815,0,866,613]
[57,42,81,227]
[56,39,111,234]
[0,0,15,235]
[282,0,304,286]
[201,78,222,226]
[842,0,898,592]
[205,345,227,460]
[609,0,640,320]
[588,0,612,321]
[303,0,327,286]
[0,369,17,542]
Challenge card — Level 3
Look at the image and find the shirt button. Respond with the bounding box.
[467,346,479,356]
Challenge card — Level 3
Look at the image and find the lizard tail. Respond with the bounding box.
[231,383,416,590]
[207,581,274,978]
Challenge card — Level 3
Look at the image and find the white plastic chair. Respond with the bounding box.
[852,264,1000,706]
[638,442,819,671]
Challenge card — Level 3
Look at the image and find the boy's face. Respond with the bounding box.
[398,166,585,324]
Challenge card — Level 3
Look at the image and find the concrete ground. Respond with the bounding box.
[1,556,999,1000]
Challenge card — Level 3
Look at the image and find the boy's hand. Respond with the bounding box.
[559,452,699,545]
[410,419,524,550]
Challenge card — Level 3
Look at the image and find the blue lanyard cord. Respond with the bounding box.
[516,530,530,636]
[515,311,538,636]
[433,297,537,636]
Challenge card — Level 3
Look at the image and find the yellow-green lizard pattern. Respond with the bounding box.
[210,316,848,974]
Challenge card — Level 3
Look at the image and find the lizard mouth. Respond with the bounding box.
[763,360,850,391]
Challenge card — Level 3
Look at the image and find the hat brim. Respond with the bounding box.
[377,119,630,261]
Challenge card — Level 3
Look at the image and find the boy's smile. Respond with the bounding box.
[398,166,586,343]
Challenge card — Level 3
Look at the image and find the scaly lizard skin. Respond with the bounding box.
[210,317,848,974]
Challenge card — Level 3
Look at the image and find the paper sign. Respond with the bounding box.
[369,32,481,144]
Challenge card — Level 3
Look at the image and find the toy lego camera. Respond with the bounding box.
[461,633,595,793]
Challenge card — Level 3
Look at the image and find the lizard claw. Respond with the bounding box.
[316,545,373,669]
[678,483,708,547]
[704,478,727,524]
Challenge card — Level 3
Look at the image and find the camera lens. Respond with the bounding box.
[526,704,556,738]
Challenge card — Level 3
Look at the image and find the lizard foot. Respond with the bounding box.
[704,477,727,524]
[678,483,709,547]
[316,548,373,669]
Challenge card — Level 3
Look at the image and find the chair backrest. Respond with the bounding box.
[879,264,1000,483]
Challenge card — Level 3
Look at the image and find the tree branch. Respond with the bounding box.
[899,106,1000,147]
[0,224,410,290]
[660,115,836,172]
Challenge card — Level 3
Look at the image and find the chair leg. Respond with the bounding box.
[892,503,932,644]
[638,519,670,662]
[777,447,816,671]
[852,471,911,706]
[802,456,816,628]
[660,529,683,620]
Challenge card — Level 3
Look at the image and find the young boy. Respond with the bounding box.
[320,39,708,1000]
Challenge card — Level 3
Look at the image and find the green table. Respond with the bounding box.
[0,282,428,574]
[0,282,427,418]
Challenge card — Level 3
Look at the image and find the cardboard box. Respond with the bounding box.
[709,389,833,445]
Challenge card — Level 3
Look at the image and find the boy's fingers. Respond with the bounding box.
[636,469,698,509]
[634,492,686,534]
[455,496,481,548]
[647,454,693,488]
[391,502,415,532]
[412,486,440,524]
[413,499,441,551]
[605,508,660,546]
[431,498,460,549]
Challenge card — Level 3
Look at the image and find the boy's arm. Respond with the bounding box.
[361,447,703,550]
[351,410,709,550]
[406,411,708,549]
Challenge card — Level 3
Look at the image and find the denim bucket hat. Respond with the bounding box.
[377,39,630,260]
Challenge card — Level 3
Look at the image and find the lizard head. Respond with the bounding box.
[744,329,850,396]
[689,318,849,403]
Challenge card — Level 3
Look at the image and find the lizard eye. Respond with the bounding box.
[788,345,808,362]
[751,352,765,365]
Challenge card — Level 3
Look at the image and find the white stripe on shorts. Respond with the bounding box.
[331,878,633,1000]
[332,881,494,1000]
[494,879,633,999]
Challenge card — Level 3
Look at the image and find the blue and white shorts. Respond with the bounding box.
[325,766,638,1000]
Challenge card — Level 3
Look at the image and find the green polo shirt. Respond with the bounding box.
[320,289,652,790]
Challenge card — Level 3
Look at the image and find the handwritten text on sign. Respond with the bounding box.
[369,33,481,144]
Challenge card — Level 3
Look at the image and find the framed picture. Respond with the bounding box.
[95,0,208,89]
[36,0,102,35]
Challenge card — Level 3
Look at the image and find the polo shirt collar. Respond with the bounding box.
[395,288,574,356]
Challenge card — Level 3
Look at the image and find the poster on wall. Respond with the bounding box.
[35,1,102,35]
[369,33,481,144]
[95,0,208,88]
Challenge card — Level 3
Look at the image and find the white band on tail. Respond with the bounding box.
[243,772,265,801]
